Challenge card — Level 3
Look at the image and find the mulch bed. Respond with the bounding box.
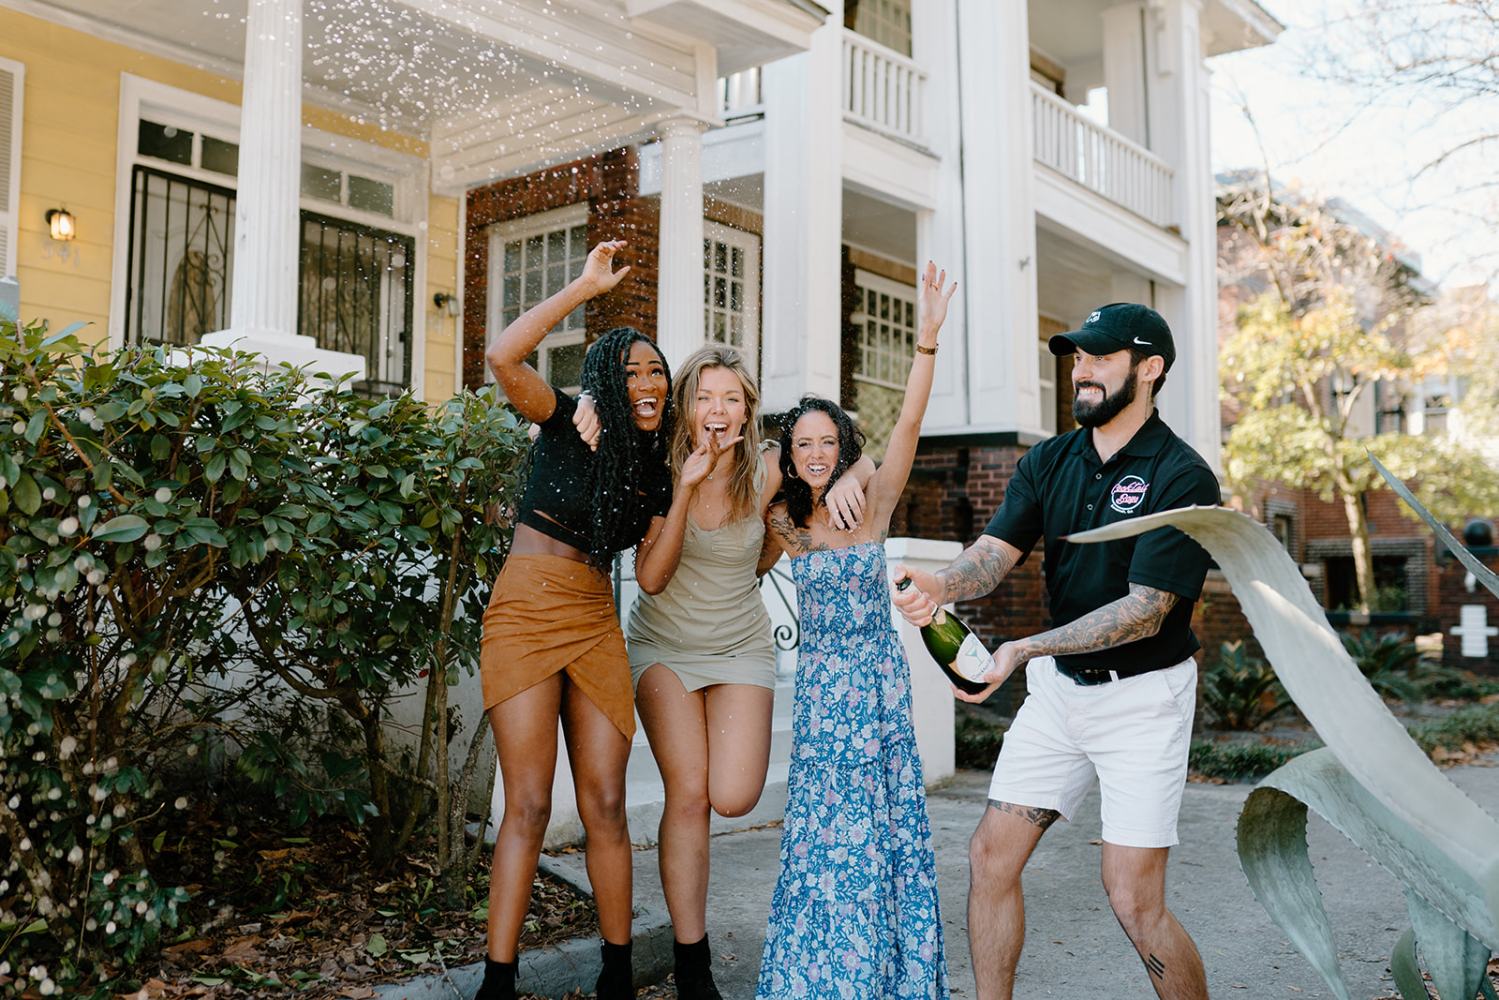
[108,812,599,999]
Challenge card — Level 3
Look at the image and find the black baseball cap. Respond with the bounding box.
[1047,303,1176,372]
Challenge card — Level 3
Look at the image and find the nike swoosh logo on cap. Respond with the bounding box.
[1133,337,1151,345]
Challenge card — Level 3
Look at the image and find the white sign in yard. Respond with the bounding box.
[1451,604,1499,658]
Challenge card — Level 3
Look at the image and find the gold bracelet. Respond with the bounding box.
[915,343,938,356]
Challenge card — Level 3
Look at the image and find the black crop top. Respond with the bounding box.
[516,388,673,555]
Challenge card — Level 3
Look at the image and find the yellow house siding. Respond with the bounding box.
[0,7,461,402]
[423,194,460,402]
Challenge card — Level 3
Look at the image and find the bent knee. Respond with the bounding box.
[1104,884,1164,935]
[577,787,628,826]
[502,795,553,836]
[709,787,763,819]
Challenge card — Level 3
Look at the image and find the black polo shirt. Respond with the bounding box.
[983,410,1220,673]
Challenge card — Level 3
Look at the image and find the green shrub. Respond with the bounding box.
[1188,739,1317,781]
[1408,703,1499,753]
[1340,629,1425,704]
[955,712,1005,770]
[1201,640,1290,730]
[0,318,529,993]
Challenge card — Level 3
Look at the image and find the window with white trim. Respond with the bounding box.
[703,221,760,369]
[1038,339,1057,434]
[0,58,23,283]
[489,206,590,392]
[852,269,917,389]
[847,0,912,56]
[118,80,421,395]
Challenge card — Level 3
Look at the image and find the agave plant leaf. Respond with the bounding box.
[1372,451,1499,600]
[1405,887,1491,1000]
[1071,507,1499,996]
[1390,928,1430,1000]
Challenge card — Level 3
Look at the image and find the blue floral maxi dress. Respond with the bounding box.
[757,542,949,999]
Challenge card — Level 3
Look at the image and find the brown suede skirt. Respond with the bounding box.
[479,553,635,741]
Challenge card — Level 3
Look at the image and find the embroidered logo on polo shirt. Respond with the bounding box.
[1110,475,1149,514]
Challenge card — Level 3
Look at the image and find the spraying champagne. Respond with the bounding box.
[895,577,992,695]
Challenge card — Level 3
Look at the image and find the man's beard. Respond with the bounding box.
[1073,366,1138,428]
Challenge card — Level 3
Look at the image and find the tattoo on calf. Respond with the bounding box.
[988,799,1061,829]
[1145,953,1166,980]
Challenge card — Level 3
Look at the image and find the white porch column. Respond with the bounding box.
[202,0,364,381]
[655,117,707,365]
[956,0,1042,435]
[1101,2,1149,146]
[1145,0,1219,472]
[761,0,844,412]
[914,0,969,432]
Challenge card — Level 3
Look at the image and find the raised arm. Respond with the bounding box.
[865,262,957,528]
[485,240,630,423]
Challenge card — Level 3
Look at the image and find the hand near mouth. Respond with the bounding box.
[679,430,744,490]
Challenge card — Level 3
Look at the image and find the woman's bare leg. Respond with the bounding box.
[485,674,564,962]
[636,664,711,942]
[562,679,635,944]
[703,682,774,818]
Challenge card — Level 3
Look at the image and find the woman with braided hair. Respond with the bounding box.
[476,241,736,1000]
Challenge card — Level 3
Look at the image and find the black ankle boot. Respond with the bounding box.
[595,939,634,999]
[473,957,516,1000]
[673,935,722,1000]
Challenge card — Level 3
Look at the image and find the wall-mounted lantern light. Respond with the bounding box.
[45,208,76,242]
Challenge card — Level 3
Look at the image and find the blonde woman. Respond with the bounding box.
[605,345,871,998]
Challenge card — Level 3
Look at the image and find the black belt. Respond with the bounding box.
[1055,663,1164,686]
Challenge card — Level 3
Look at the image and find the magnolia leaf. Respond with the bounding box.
[93,514,150,544]
[366,933,387,958]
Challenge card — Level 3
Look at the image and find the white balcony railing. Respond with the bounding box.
[842,29,926,146]
[718,67,763,120]
[1030,82,1175,229]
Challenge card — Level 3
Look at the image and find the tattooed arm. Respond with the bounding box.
[955,583,1180,704]
[1016,583,1179,661]
[891,533,1024,628]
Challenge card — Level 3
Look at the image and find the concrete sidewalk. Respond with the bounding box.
[546,757,1499,999]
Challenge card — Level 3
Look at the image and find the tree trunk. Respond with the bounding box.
[1342,490,1376,614]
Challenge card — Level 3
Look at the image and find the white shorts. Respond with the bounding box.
[987,655,1197,848]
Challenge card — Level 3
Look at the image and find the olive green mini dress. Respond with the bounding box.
[626,471,778,691]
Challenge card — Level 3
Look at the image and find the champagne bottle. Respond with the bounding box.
[896,577,992,695]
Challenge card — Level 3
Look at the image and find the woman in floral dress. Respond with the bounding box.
[754,261,957,999]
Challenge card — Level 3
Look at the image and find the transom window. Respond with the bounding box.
[490,206,590,393]
[137,118,396,219]
[703,221,760,370]
[852,269,917,389]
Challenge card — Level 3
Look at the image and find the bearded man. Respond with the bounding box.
[892,303,1222,1000]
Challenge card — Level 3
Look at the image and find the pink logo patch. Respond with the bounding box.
[1110,475,1149,514]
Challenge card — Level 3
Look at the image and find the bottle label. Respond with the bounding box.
[952,633,992,684]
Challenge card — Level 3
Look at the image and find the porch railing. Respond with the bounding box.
[842,28,926,146]
[718,67,763,120]
[1030,82,1176,229]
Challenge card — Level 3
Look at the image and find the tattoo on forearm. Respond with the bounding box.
[1145,953,1166,980]
[1024,584,1178,659]
[939,537,1016,604]
[988,799,1061,830]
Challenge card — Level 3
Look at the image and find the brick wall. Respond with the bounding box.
[462,148,659,390]
[1434,549,1499,674]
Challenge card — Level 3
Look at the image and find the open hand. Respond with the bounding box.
[679,431,744,491]
[952,640,1024,704]
[917,260,957,338]
[577,241,632,298]
[825,471,867,531]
